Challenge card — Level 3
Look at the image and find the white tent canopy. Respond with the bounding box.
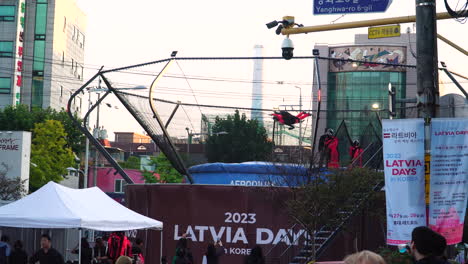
[0,181,162,231]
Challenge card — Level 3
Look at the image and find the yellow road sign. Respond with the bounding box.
[368,25,401,39]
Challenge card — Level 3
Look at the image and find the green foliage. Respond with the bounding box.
[0,105,85,154]
[119,156,141,170]
[0,164,27,200]
[205,110,273,163]
[141,154,184,183]
[377,247,413,264]
[30,120,75,191]
[285,168,384,258]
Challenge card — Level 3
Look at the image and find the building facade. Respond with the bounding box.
[313,33,417,140]
[0,0,86,112]
[312,33,417,164]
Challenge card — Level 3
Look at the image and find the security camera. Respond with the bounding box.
[281,37,294,60]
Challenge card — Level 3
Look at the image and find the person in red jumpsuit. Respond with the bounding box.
[324,129,340,169]
[349,140,363,168]
[271,111,311,130]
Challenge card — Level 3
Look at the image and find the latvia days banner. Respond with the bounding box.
[383,119,426,245]
[429,118,468,245]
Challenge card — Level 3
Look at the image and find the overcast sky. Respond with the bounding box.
[75,0,467,139]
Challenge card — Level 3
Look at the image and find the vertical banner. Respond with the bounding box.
[429,118,468,245]
[13,0,26,105]
[383,119,426,245]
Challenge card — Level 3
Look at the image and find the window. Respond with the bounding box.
[0,77,11,94]
[0,41,13,57]
[33,40,45,71]
[34,3,48,36]
[0,5,15,21]
[114,179,126,193]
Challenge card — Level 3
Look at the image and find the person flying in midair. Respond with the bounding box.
[271,111,311,130]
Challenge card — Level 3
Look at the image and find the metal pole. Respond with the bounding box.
[93,92,101,187]
[84,92,91,188]
[416,0,438,118]
[416,0,438,224]
[437,34,468,56]
[310,56,322,170]
[282,12,455,35]
[160,230,163,263]
[78,229,82,264]
[297,86,302,148]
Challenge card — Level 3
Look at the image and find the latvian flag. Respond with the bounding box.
[383,133,391,138]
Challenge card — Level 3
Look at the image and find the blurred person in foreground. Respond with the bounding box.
[408,226,449,264]
[244,246,265,264]
[343,250,386,264]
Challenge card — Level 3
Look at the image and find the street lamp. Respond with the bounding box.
[66,167,85,188]
[185,127,191,161]
[84,85,147,187]
[371,103,382,124]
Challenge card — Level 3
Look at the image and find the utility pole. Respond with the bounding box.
[416,0,438,224]
[416,0,438,118]
[93,79,102,187]
[83,91,91,188]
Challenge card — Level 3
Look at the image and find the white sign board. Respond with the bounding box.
[382,119,426,245]
[0,131,31,193]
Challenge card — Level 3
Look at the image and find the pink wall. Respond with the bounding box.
[87,167,154,192]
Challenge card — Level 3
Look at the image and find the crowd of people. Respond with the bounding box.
[342,226,454,264]
[0,225,464,264]
[0,232,145,264]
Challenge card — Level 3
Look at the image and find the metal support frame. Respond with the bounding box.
[165,103,181,128]
[441,65,468,99]
[67,70,134,184]
[281,12,460,35]
[147,57,194,184]
[310,55,322,171]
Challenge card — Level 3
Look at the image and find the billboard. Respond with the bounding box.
[329,45,407,72]
[0,131,31,193]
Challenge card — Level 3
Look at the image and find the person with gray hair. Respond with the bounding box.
[343,250,386,264]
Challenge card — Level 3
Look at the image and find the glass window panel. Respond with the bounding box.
[0,5,15,16]
[35,4,48,35]
[33,40,45,71]
[0,77,11,94]
[31,77,44,107]
[0,41,13,57]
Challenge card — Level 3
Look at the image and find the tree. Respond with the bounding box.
[205,110,273,163]
[0,105,85,154]
[0,164,27,201]
[141,154,184,183]
[119,156,141,170]
[30,120,75,190]
[284,168,384,261]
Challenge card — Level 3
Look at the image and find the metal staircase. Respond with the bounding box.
[288,181,384,264]
[265,179,384,264]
